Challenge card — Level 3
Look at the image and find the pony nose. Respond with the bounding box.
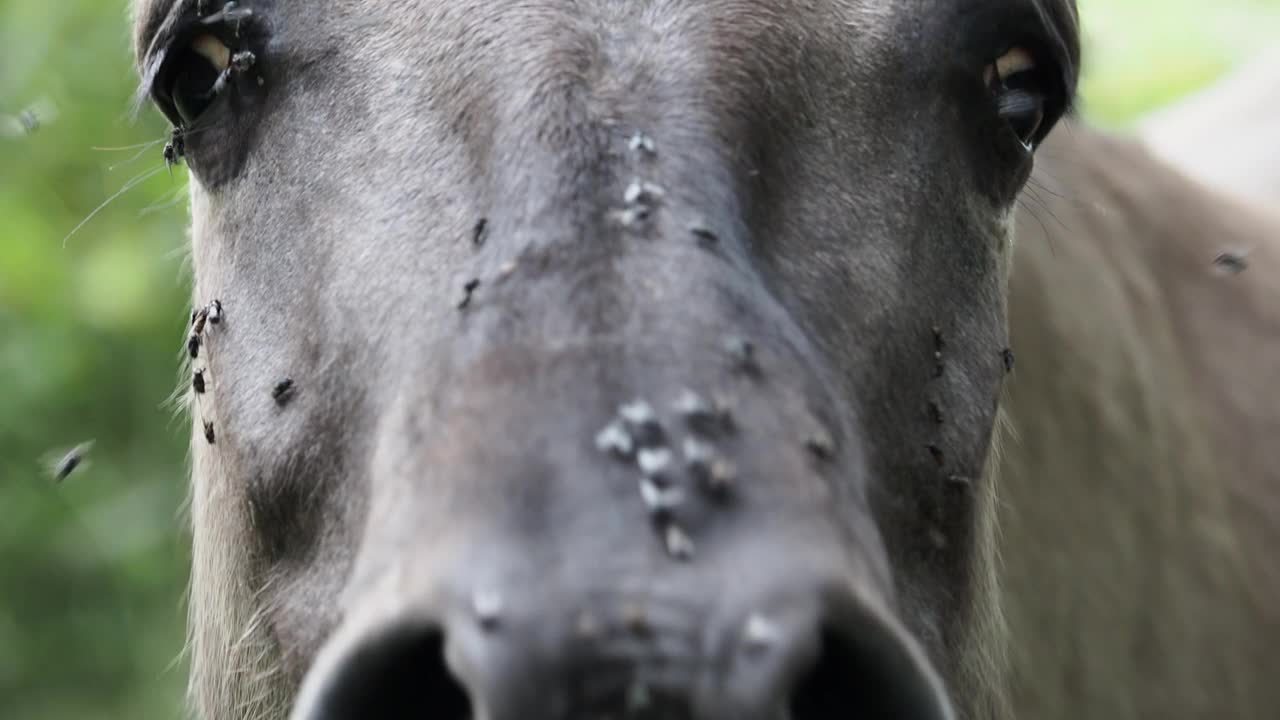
[288,585,954,720]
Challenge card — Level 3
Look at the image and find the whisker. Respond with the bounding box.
[62,164,169,248]
[1026,172,1096,216]
[91,138,169,152]
[1021,185,1071,234]
[139,185,190,216]
[108,143,159,172]
[1016,197,1056,256]
[93,118,220,156]
[1026,176,1067,201]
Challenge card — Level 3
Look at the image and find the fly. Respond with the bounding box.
[46,441,95,483]
[1,98,58,138]
[163,128,186,174]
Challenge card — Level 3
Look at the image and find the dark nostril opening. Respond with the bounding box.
[308,626,472,720]
[789,628,950,720]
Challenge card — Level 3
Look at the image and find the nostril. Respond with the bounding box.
[789,627,953,720]
[302,625,472,720]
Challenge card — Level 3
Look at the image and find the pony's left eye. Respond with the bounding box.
[983,47,1053,150]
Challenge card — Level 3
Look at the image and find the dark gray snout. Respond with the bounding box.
[282,253,956,720]
[288,573,953,720]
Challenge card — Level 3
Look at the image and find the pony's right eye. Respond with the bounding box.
[154,34,233,126]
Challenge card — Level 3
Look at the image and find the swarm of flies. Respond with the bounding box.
[189,300,223,444]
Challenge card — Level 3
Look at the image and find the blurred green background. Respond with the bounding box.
[0,1,1276,718]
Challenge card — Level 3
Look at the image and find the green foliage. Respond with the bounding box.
[1079,0,1280,125]
[1,1,191,718]
[0,1,1276,719]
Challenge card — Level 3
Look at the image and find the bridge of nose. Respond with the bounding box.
[326,331,901,717]
[359,323,879,579]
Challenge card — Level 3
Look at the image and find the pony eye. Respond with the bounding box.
[983,46,1051,151]
[154,34,228,125]
[155,34,256,127]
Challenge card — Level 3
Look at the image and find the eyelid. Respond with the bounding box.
[1021,7,1079,110]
